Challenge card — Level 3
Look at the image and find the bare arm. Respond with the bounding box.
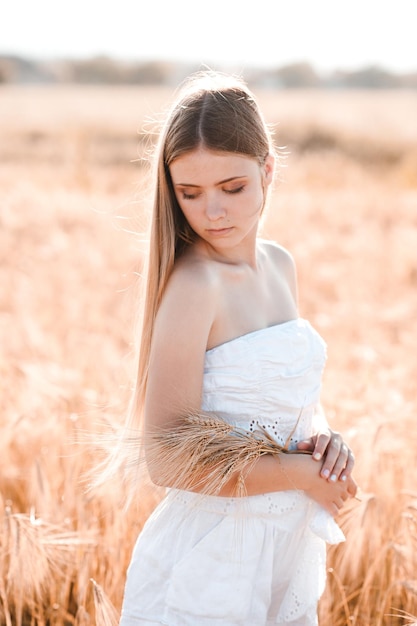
[147,412,355,517]
[143,261,217,460]
[233,453,355,518]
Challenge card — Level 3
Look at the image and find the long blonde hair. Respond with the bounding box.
[97,71,275,498]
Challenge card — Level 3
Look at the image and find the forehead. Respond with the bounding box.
[169,148,259,185]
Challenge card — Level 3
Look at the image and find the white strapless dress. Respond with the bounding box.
[120,319,344,626]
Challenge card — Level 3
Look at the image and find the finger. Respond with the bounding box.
[320,434,343,479]
[340,450,355,481]
[328,443,350,482]
[347,477,358,498]
[311,431,331,461]
[296,437,315,452]
[330,501,342,518]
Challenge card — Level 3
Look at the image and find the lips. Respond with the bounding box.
[206,227,233,235]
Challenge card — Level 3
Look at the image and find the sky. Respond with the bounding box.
[1,0,416,74]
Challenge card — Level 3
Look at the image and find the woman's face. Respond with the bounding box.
[170,148,274,250]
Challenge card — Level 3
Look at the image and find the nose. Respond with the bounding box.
[205,193,226,221]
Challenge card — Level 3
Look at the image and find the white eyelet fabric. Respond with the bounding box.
[120,319,344,626]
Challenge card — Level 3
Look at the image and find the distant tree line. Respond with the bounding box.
[1,55,416,89]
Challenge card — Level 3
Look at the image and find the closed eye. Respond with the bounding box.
[182,191,200,200]
[224,185,245,194]
[179,185,244,200]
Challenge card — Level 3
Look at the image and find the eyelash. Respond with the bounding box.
[226,186,245,195]
[182,186,245,200]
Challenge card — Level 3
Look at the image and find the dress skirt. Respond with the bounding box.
[119,488,344,626]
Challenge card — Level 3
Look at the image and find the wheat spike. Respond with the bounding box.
[146,411,310,496]
[91,579,119,626]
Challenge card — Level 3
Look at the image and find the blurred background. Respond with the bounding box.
[1,2,417,625]
[1,0,417,86]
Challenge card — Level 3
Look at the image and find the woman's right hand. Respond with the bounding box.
[304,463,357,517]
[280,453,357,517]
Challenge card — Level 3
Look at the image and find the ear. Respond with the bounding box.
[263,154,275,186]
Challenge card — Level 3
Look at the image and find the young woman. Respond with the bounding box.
[117,71,357,626]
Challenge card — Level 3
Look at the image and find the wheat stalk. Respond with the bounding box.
[146,411,310,496]
[0,507,96,624]
[91,579,119,626]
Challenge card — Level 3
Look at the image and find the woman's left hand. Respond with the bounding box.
[296,429,355,486]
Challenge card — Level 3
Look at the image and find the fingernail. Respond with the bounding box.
[341,475,347,482]
[313,453,321,460]
[322,469,330,478]
[330,474,337,482]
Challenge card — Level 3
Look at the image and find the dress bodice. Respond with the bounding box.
[201,318,327,448]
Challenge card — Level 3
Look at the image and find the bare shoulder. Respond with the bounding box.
[259,238,296,272]
[165,254,220,310]
[153,254,220,346]
[259,238,298,300]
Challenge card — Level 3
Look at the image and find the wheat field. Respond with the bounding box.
[1,84,417,626]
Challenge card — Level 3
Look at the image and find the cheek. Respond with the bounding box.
[239,188,264,217]
[178,204,199,227]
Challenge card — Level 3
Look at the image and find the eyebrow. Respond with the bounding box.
[174,175,247,188]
